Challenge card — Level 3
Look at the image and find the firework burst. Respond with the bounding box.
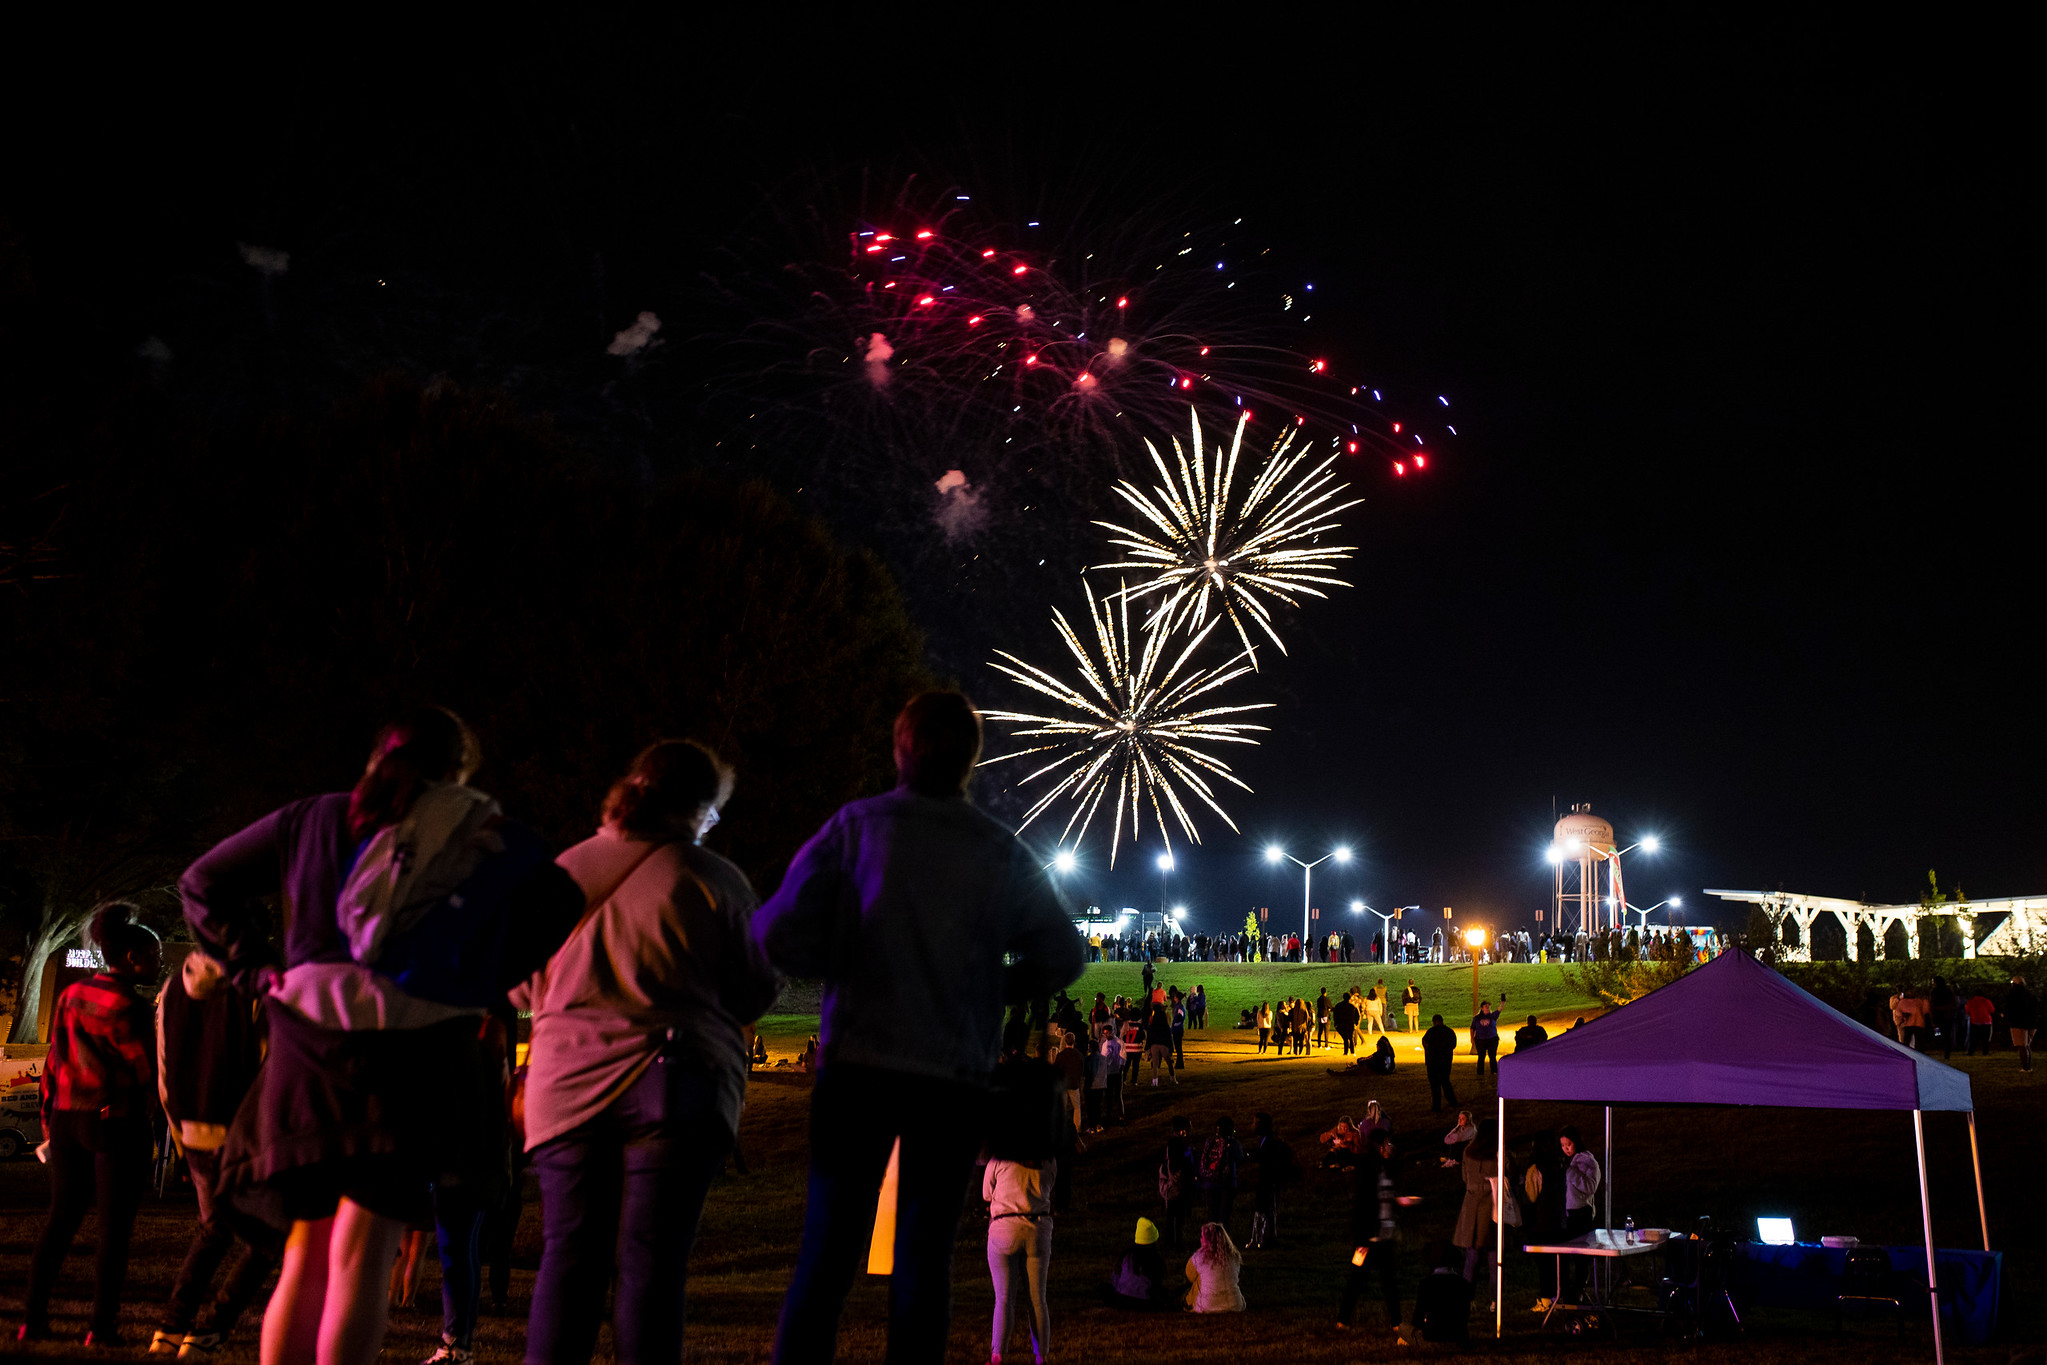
[1093,409,1362,666]
[982,580,1271,865]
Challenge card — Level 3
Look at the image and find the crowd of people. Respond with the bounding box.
[17,690,2039,1363]
[1886,974,2036,1068]
[21,694,1084,1365]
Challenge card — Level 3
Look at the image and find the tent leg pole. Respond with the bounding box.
[1914,1110,1943,1365]
[1967,1110,1989,1251]
[1603,1104,1613,1234]
[1495,1095,1506,1340]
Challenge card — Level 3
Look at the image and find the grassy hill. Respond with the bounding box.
[756,961,1607,1059]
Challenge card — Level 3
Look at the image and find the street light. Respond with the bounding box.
[1052,849,1077,874]
[1625,897,1681,932]
[1156,851,1175,919]
[1266,844,1351,951]
[1544,832,1663,933]
[1356,900,1403,966]
[1465,925,1488,1023]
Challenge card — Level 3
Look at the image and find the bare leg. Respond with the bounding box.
[262,1218,332,1365]
[317,1199,404,1365]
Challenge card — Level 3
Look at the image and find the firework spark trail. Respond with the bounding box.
[982,580,1271,865]
[1092,409,1362,666]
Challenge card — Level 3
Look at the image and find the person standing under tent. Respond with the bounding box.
[755,693,1083,1365]
[1452,1123,1499,1285]
[1557,1126,1601,1304]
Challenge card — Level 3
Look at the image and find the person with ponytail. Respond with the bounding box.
[516,739,781,1365]
[19,902,162,1346]
[178,708,583,1365]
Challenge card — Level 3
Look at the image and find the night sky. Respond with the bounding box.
[11,25,2037,936]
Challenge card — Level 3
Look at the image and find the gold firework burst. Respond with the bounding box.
[982,579,1271,865]
[1094,408,1361,666]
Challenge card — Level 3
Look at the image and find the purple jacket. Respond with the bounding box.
[181,792,581,1007]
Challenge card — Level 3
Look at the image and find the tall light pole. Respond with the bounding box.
[1355,901,1401,965]
[1625,896,1681,932]
[1266,844,1350,951]
[1156,851,1174,920]
[1465,926,1488,1024]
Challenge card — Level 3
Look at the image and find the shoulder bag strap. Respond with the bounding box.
[531,839,668,1016]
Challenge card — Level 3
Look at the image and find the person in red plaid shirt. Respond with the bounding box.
[20,902,162,1347]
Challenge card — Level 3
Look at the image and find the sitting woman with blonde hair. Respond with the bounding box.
[1183,1222,1245,1313]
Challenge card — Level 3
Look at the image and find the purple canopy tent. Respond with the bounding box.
[1490,950,1986,1362]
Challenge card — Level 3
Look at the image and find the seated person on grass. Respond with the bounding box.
[1107,1218,1178,1311]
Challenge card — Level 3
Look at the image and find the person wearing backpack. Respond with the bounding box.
[178,708,584,1365]
[1246,1113,1297,1249]
[1158,1117,1197,1245]
[1145,999,1177,1088]
[1198,1116,1245,1234]
[518,740,781,1365]
[147,945,277,1359]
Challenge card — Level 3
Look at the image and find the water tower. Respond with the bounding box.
[1551,804,1627,937]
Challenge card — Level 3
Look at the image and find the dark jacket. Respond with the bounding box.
[1422,1021,1459,1070]
[1253,1135,1297,1198]
[1351,1146,1398,1244]
[2006,984,2038,1030]
[753,789,1082,1083]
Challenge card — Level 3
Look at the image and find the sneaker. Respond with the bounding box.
[179,1332,224,1359]
[421,1346,474,1365]
[151,1329,185,1355]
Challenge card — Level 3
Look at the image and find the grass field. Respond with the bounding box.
[755,961,1609,1064]
[3,959,2037,1362]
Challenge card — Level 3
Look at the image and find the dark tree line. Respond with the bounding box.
[1,362,931,1041]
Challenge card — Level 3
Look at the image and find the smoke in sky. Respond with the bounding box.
[863,331,893,388]
[933,468,986,542]
[607,311,662,356]
[237,243,289,276]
